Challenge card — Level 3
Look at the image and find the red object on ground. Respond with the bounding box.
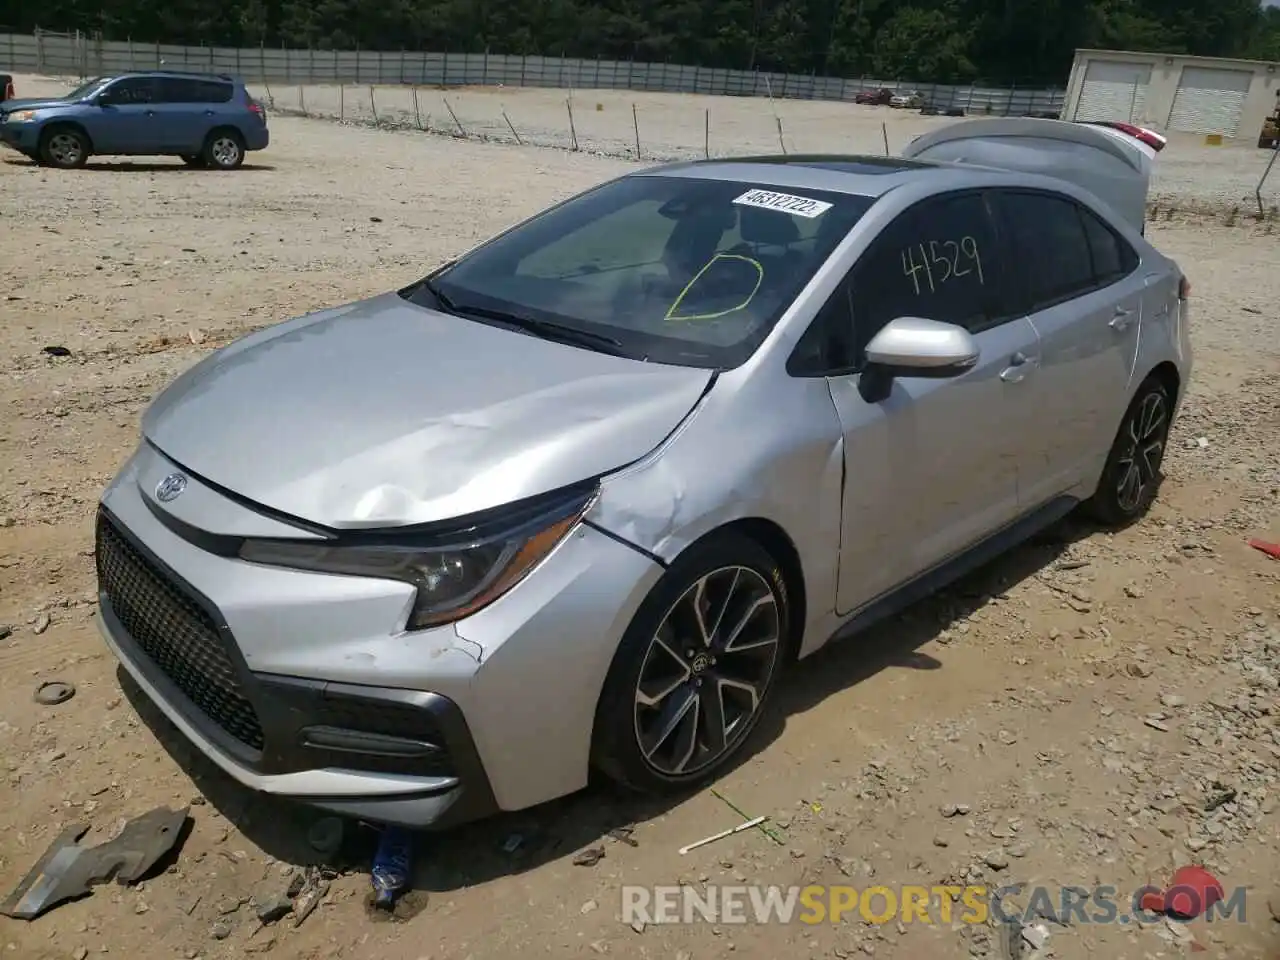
[1249,538,1280,560]
[1140,866,1226,919]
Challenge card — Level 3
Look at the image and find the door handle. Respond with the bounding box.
[204,110,215,116]
[999,351,1038,383]
[1109,305,1136,330]
[145,109,155,117]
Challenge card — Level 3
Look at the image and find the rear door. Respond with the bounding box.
[154,77,221,152]
[796,189,1042,613]
[989,188,1145,506]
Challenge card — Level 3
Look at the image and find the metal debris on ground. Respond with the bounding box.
[369,826,413,910]
[679,815,768,855]
[33,680,76,705]
[607,825,638,847]
[0,806,189,920]
[572,846,605,866]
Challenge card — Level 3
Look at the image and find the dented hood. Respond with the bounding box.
[142,294,712,528]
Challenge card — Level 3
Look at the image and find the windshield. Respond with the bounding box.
[64,77,110,100]
[412,174,875,368]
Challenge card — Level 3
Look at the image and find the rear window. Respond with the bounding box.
[159,78,234,103]
[422,175,874,368]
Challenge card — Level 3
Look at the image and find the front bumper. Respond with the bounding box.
[0,122,38,153]
[96,443,663,828]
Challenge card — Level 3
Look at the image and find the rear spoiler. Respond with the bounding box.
[900,117,1161,234]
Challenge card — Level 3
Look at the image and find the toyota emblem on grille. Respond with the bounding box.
[155,473,188,502]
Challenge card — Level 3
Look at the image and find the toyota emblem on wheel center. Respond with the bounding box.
[154,473,188,502]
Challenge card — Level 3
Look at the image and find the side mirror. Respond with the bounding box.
[859,316,979,402]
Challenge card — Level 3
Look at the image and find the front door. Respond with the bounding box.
[88,77,160,154]
[988,189,1145,505]
[811,190,1042,615]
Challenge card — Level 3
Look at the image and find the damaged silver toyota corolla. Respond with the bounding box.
[95,118,1191,829]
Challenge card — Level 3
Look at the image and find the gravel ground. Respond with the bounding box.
[1,73,1278,960]
[261,81,1280,214]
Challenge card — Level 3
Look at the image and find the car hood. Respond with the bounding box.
[1,98,73,111]
[142,293,713,529]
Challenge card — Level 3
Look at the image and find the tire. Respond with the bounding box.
[180,154,206,167]
[591,532,789,794]
[38,126,89,169]
[201,129,245,170]
[1084,376,1173,528]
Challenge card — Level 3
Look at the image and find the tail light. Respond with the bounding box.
[1110,121,1167,153]
[248,99,266,122]
[3,81,13,100]
[1178,275,1191,300]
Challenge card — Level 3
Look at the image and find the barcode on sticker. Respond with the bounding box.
[733,189,832,218]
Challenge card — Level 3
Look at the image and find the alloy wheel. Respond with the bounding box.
[1114,390,1167,514]
[47,133,82,167]
[633,566,781,777]
[210,137,241,168]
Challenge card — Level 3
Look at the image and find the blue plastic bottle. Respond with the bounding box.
[370,826,413,908]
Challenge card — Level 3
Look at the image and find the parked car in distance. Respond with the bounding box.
[890,90,925,109]
[1,74,15,101]
[855,87,894,106]
[0,71,268,169]
[94,122,1190,831]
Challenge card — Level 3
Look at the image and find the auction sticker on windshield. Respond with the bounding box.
[733,189,832,218]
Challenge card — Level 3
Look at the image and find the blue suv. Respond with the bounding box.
[0,71,269,170]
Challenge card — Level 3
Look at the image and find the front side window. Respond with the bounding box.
[65,77,110,100]
[792,191,1004,374]
[101,77,156,105]
[411,175,876,368]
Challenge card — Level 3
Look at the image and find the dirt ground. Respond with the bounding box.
[1,73,1278,960]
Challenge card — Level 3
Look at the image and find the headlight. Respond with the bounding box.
[9,111,38,122]
[238,485,596,630]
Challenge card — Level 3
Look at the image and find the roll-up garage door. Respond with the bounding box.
[1073,60,1152,123]
[1167,67,1253,136]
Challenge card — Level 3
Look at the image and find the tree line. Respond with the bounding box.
[8,0,1280,86]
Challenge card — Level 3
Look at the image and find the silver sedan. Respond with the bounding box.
[94,120,1191,829]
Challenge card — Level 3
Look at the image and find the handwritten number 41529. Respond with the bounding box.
[901,238,984,295]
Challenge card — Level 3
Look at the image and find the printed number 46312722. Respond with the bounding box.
[901,238,984,296]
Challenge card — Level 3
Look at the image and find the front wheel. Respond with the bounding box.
[39,127,89,169]
[1085,376,1172,527]
[201,130,244,170]
[591,534,789,794]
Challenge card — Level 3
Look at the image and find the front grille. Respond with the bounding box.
[96,511,265,751]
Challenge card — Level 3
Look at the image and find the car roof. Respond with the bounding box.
[111,70,240,84]
[633,154,1014,200]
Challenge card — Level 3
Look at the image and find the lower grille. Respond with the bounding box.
[95,511,265,751]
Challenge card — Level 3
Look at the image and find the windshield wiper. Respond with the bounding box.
[450,301,627,356]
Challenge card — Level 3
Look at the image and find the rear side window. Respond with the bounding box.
[995,192,1093,308]
[158,78,234,103]
[993,190,1133,311]
[1079,206,1138,286]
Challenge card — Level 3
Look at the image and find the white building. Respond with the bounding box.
[1063,48,1279,142]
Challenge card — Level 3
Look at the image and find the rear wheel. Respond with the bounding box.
[201,129,244,170]
[1085,376,1172,527]
[591,533,788,794]
[38,126,89,169]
